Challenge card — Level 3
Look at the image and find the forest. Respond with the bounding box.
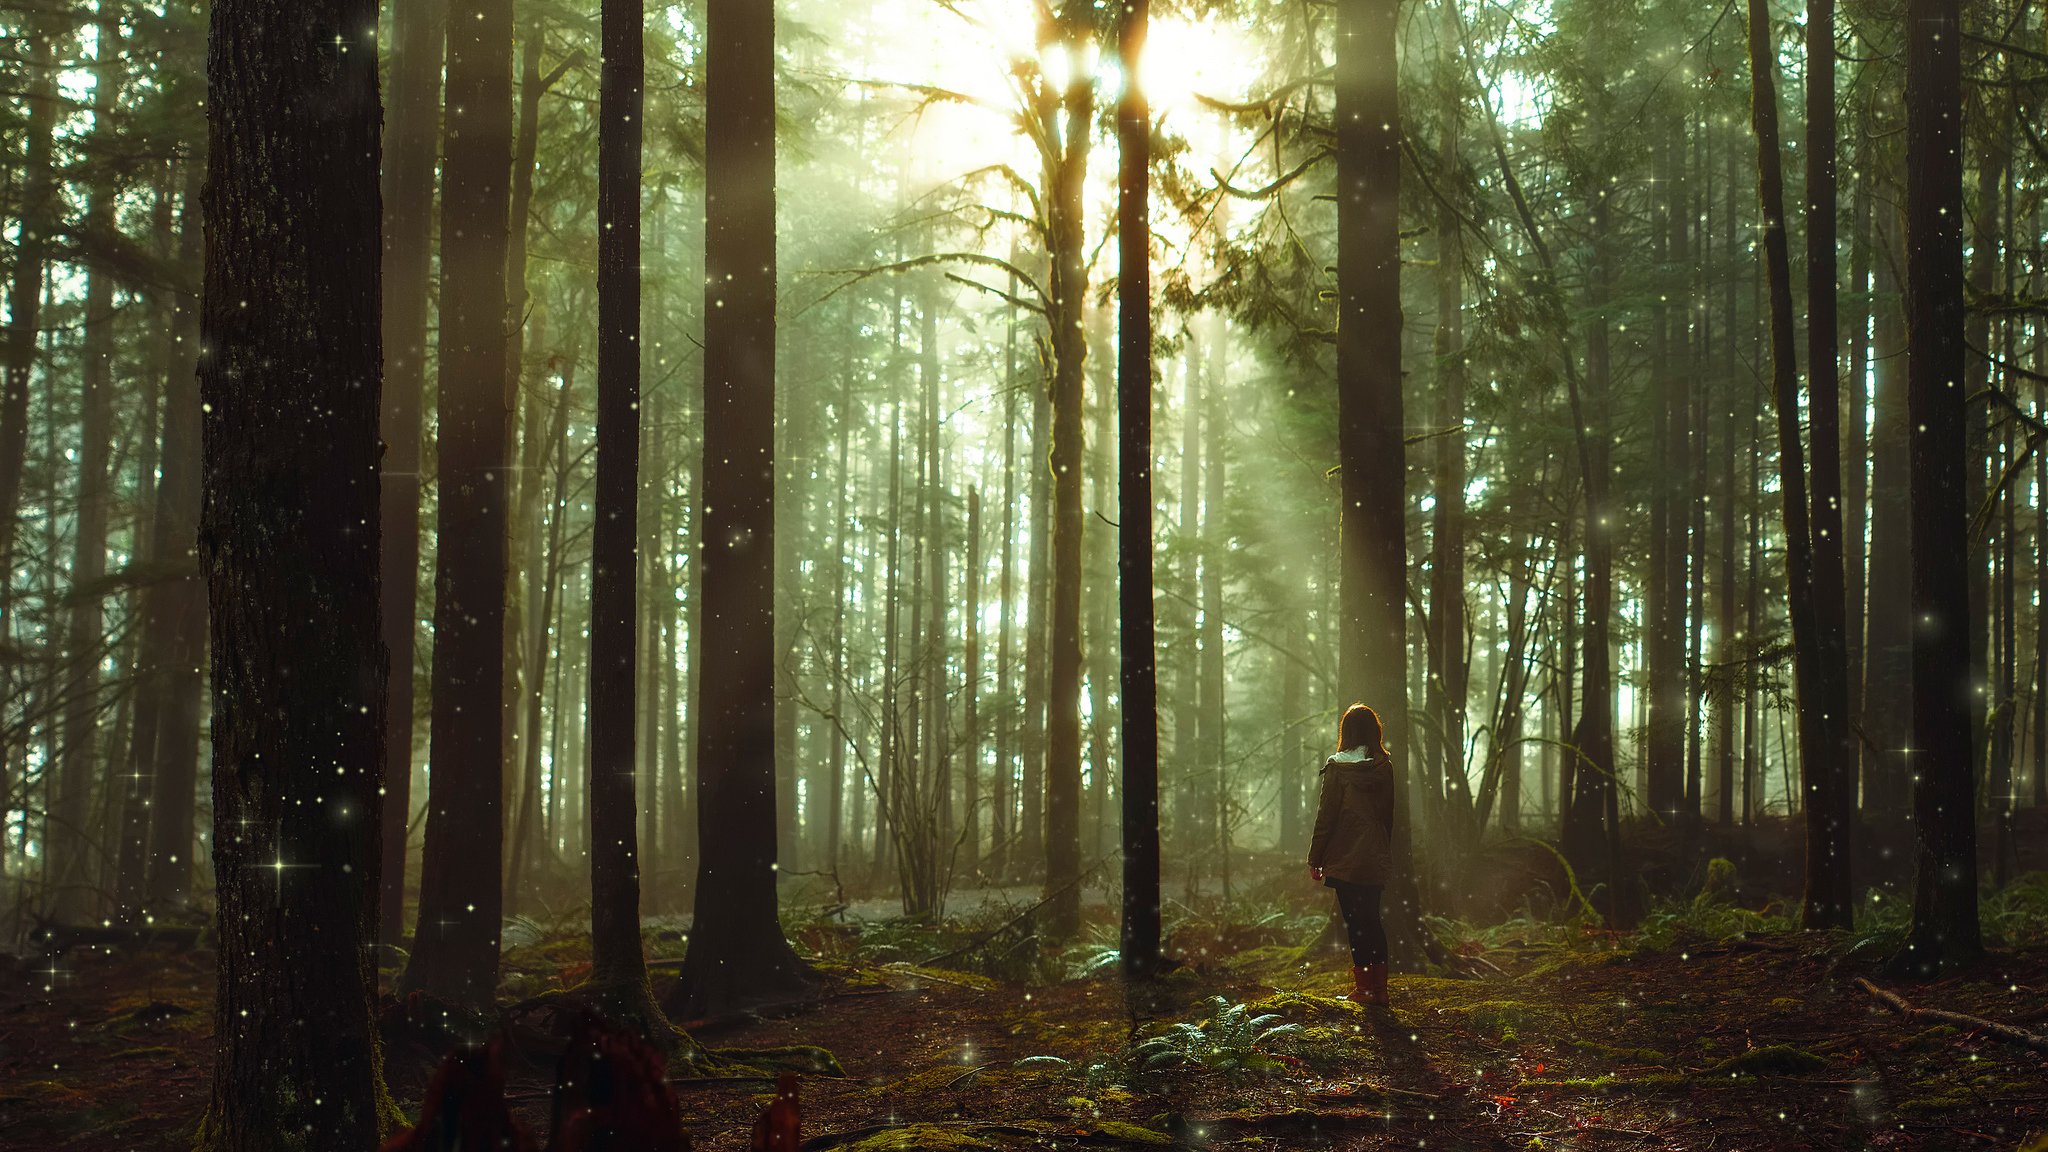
[1,0,2046,1146]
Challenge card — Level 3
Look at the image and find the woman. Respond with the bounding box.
[1307,703,1396,1006]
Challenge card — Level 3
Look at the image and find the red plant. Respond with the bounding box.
[750,1074,801,1152]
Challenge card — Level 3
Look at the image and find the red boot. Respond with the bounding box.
[1349,963,1389,1007]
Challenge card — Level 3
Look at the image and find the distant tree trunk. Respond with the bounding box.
[1335,0,1420,954]
[963,488,983,869]
[829,367,855,871]
[117,165,199,915]
[377,0,444,949]
[1896,0,1981,974]
[586,0,666,1031]
[509,379,571,900]
[1021,338,1051,876]
[197,0,389,1143]
[990,287,1021,877]
[1800,0,1855,928]
[142,155,209,910]
[1086,333,1116,857]
[1117,0,1162,977]
[1198,350,1226,868]
[1644,133,1685,826]
[1427,17,1471,839]
[1865,194,1912,821]
[51,20,123,924]
[1747,0,1852,927]
[405,0,514,1010]
[1564,215,1619,915]
[0,19,55,597]
[876,393,903,877]
[672,0,811,1016]
[1173,357,1201,851]
[1041,3,1096,939]
[1844,126,1870,805]
[922,281,949,876]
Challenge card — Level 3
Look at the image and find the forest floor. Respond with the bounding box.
[5,880,2048,1151]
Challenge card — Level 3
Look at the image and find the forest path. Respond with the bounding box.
[3,927,2043,1149]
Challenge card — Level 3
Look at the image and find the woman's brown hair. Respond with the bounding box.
[1338,703,1390,758]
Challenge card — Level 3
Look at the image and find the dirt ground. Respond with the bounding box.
[4,906,2044,1152]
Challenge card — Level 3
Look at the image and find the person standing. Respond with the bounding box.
[1308,704,1397,1006]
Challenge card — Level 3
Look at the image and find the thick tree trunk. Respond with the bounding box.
[197,1,389,1142]
[1801,0,1855,927]
[1041,5,1095,938]
[0,20,55,592]
[671,0,811,1017]
[586,0,667,1031]
[1897,0,1981,974]
[1335,0,1421,956]
[1116,0,1162,977]
[376,0,444,950]
[405,0,514,1010]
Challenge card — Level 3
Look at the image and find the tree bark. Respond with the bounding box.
[1040,1,1095,940]
[1898,0,1981,974]
[1801,0,1855,928]
[405,0,514,1010]
[1117,0,1162,978]
[377,0,445,949]
[672,0,811,1017]
[197,0,390,1141]
[1335,0,1421,956]
[586,0,667,1031]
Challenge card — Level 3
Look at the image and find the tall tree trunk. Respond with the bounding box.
[1116,0,1162,978]
[197,0,389,1141]
[1041,2,1095,938]
[828,367,854,871]
[1747,0,1851,928]
[1844,122,1870,807]
[1801,0,1855,927]
[1897,0,1981,973]
[1021,335,1051,875]
[1335,0,1421,955]
[586,0,668,1032]
[508,378,570,902]
[405,0,514,1010]
[672,0,811,1016]
[1428,10,1471,839]
[376,0,444,949]
[1172,356,1200,851]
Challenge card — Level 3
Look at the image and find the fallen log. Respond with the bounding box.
[1854,977,2048,1056]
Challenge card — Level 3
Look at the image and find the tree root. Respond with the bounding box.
[1854,977,2048,1055]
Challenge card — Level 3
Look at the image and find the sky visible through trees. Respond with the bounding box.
[0,0,2045,1145]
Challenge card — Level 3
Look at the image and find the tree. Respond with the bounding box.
[405,0,515,1011]
[377,0,446,950]
[585,0,669,1033]
[1745,0,1852,931]
[197,0,390,1143]
[1115,0,1162,981]
[670,0,811,1018]
[1896,0,1981,976]
[1334,0,1412,939]
[1041,0,1097,940]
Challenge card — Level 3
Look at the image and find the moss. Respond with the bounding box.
[111,1045,178,1060]
[884,963,1003,991]
[838,1124,1004,1152]
[1,1080,94,1106]
[1452,1000,1559,1038]
[713,1045,845,1077]
[1703,1045,1826,1077]
[1243,991,1362,1023]
[1083,1120,1172,1145]
[1895,1093,1972,1114]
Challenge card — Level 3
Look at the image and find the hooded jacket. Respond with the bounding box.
[1307,747,1396,887]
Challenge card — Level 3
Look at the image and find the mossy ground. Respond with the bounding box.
[4,893,2047,1149]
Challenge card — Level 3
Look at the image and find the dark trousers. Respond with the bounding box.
[1330,880,1387,967]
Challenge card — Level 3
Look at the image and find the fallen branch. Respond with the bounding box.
[1854,977,2048,1055]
